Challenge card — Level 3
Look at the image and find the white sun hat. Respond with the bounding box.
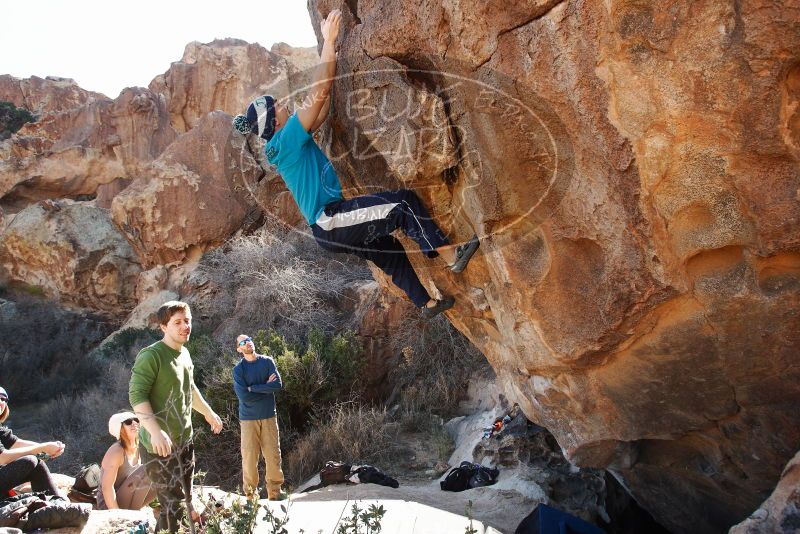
[108,411,138,440]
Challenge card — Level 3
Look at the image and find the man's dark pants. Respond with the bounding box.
[140,441,195,533]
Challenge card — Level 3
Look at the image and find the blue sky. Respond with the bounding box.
[0,0,318,98]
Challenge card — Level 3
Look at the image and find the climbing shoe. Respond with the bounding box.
[421,296,455,319]
[450,234,480,273]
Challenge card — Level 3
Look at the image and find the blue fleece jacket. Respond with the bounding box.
[232,355,282,420]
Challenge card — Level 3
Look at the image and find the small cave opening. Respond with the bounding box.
[601,472,671,534]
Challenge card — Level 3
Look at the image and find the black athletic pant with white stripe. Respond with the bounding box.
[310,189,449,307]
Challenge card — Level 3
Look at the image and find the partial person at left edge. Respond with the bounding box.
[0,386,67,499]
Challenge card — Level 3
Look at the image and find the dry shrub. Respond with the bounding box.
[389,313,488,418]
[284,402,399,486]
[199,223,370,341]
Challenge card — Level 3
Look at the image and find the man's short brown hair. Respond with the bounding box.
[156,301,191,326]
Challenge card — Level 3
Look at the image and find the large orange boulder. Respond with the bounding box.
[0,42,316,210]
[307,1,800,531]
[0,85,176,203]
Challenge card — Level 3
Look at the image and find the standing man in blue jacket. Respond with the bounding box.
[233,9,480,319]
[232,334,285,500]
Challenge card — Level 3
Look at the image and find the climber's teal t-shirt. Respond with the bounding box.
[265,114,343,225]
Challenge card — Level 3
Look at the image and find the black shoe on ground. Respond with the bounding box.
[450,234,480,273]
[421,296,455,319]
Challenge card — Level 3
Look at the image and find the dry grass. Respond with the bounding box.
[33,359,133,474]
[389,313,488,417]
[198,223,371,341]
[284,402,400,487]
[0,292,116,403]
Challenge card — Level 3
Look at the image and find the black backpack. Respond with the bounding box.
[440,462,499,492]
[440,461,476,492]
[469,465,499,489]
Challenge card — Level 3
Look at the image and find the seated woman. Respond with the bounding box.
[0,386,65,498]
[97,411,156,510]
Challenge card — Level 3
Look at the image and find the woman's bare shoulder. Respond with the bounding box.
[101,442,125,467]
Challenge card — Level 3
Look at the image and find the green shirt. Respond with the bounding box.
[129,341,195,453]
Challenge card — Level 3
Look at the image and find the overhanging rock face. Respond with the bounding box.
[307,1,800,531]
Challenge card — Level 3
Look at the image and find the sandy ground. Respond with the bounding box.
[276,477,534,533]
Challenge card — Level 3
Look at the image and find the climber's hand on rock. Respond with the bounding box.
[322,9,342,44]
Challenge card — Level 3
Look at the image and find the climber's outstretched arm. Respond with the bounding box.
[310,92,331,132]
[298,9,341,132]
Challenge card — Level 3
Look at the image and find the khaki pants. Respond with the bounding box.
[241,417,284,498]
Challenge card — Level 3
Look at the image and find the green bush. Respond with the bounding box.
[91,327,161,361]
[253,328,364,430]
[337,501,387,534]
[0,100,35,139]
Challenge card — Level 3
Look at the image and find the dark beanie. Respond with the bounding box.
[246,95,276,141]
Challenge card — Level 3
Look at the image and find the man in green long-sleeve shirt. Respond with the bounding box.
[129,300,222,533]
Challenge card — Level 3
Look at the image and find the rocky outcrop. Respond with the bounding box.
[0,41,316,212]
[0,86,175,205]
[149,39,318,133]
[0,201,141,312]
[306,1,800,532]
[111,111,260,267]
[0,75,107,114]
[730,450,800,534]
[441,373,667,532]
[0,41,317,308]
[47,508,154,534]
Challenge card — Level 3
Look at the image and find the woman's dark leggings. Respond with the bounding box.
[0,455,60,496]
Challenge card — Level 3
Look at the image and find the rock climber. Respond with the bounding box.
[233,9,479,318]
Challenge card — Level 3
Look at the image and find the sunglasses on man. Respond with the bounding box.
[238,337,253,347]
